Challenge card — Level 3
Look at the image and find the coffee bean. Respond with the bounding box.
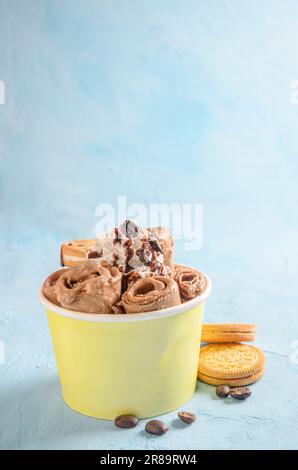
[114,414,139,429]
[216,384,231,398]
[145,419,169,436]
[230,387,252,400]
[178,411,196,424]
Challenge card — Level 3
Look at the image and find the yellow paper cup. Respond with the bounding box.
[40,269,211,420]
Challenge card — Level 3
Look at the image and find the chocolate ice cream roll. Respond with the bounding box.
[55,261,122,314]
[174,264,207,302]
[122,276,181,314]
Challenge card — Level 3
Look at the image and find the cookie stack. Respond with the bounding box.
[198,324,266,387]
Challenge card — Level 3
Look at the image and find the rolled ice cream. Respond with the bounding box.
[174,264,207,302]
[121,276,181,314]
[54,261,122,313]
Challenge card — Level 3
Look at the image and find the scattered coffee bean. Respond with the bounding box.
[114,414,139,429]
[230,387,252,400]
[178,411,196,424]
[216,384,231,398]
[145,419,169,436]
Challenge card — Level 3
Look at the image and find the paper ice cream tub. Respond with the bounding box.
[40,267,211,420]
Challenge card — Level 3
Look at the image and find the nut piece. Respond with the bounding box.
[230,387,252,400]
[178,411,196,424]
[216,384,231,398]
[145,419,169,436]
[114,414,139,429]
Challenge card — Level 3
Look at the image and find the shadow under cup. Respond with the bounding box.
[40,270,211,420]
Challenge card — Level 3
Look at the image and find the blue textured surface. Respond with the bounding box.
[0,0,298,450]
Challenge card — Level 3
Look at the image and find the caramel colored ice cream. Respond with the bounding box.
[43,268,70,306]
[174,264,207,302]
[53,261,122,313]
[121,276,181,314]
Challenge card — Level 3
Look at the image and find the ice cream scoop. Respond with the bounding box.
[60,222,174,280]
[174,264,207,302]
[121,276,181,313]
[54,261,122,313]
[89,220,172,277]
[43,268,70,305]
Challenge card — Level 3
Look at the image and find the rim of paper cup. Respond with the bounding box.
[40,265,212,323]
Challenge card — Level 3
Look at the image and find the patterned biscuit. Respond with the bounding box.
[202,323,257,333]
[197,366,265,387]
[198,343,266,379]
[201,331,256,343]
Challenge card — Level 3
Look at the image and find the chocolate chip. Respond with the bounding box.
[119,220,139,239]
[136,248,146,264]
[145,419,169,436]
[149,238,163,254]
[178,411,196,424]
[60,246,65,267]
[113,253,119,265]
[113,228,122,245]
[87,250,102,259]
[216,384,231,398]
[124,239,134,272]
[114,414,139,429]
[230,387,252,400]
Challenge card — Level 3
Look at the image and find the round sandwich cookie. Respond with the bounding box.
[197,366,265,387]
[201,323,256,343]
[202,323,257,332]
[201,331,256,343]
[198,343,266,379]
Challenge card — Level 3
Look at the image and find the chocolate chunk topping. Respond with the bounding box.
[87,250,102,259]
[124,239,134,272]
[60,246,65,267]
[149,238,163,254]
[113,228,122,245]
[136,248,146,264]
[119,220,139,239]
[113,253,120,265]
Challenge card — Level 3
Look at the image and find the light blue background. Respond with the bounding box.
[0,0,297,450]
